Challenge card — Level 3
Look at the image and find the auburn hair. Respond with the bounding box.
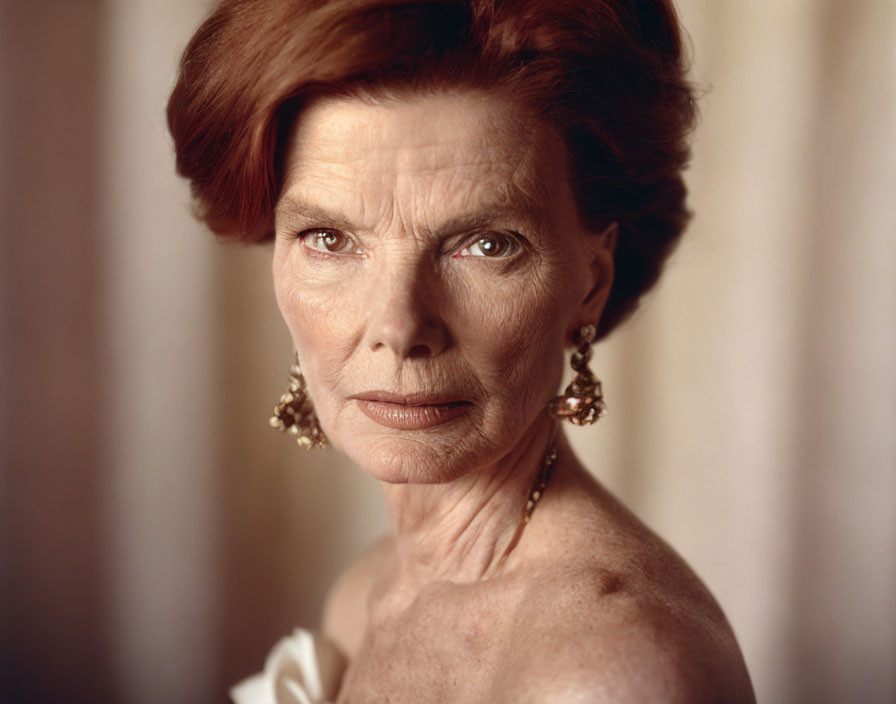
[167,0,696,338]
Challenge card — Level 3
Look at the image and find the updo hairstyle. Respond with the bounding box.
[167,0,696,339]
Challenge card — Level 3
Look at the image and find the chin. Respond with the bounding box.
[322,402,500,484]
[341,431,489,485]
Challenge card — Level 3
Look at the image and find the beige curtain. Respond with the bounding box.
[2,1,894,702]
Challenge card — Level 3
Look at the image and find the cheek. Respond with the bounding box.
[273,254,312,343]
[461,269,571,402]
[273,251,359,376]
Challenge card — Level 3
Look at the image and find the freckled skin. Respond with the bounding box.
[272,91,755,703]
[273,91,604,484]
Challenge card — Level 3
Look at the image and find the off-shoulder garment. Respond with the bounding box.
[230,629,346,704]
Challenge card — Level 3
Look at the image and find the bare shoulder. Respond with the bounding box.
[510,565,756,703]
[498,552,755,703]
[321,533,394,658]
[502,474,755,702]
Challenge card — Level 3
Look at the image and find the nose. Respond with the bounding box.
[364,265,449,360]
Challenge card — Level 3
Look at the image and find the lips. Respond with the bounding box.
[351,391,472,430]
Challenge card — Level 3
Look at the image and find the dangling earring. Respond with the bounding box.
[549,323,607,425]
[269,353,327,449]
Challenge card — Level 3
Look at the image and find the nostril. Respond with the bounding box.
[407,343,432,359]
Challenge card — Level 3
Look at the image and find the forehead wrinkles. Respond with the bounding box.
[280,92,567,231]
[389,138,534,209]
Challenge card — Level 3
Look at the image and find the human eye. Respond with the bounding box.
[300,229,361,255]
[455,231,522,259]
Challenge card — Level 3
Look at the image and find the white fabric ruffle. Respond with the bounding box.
[230,628,346,704]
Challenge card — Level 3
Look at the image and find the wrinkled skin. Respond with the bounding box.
[270,91,755,703]
[273,90,611,486]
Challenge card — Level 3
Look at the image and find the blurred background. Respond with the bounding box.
[1,0,894,702]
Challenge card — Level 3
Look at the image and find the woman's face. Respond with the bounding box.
[273,90,613,483]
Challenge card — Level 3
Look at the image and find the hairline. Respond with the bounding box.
[274,84,586,238]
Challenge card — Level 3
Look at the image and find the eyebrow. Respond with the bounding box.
[274,199,357,233]
[431,203,543,237]
[275,194,545,238]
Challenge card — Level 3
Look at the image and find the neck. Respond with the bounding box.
[379,414,556,589]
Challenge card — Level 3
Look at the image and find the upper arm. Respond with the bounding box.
[509,581,755,704]
[520,625,755,704]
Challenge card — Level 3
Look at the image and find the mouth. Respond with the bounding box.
[350,391,472,430]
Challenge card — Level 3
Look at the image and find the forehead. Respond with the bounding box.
[278,90,571,224]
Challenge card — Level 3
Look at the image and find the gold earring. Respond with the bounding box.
[269,354,327,449]
[549,323,607,425]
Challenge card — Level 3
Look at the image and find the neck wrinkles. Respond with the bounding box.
[380,415,555,587]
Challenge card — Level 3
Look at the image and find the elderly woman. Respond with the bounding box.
[168,0,754,701]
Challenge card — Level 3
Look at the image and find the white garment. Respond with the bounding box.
[230,629,346,704]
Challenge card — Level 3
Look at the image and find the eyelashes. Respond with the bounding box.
[454,232,522,259]
[300,229,362,255]
[296,228,527,261]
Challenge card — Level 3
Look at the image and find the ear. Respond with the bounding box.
[570,222,617,341]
